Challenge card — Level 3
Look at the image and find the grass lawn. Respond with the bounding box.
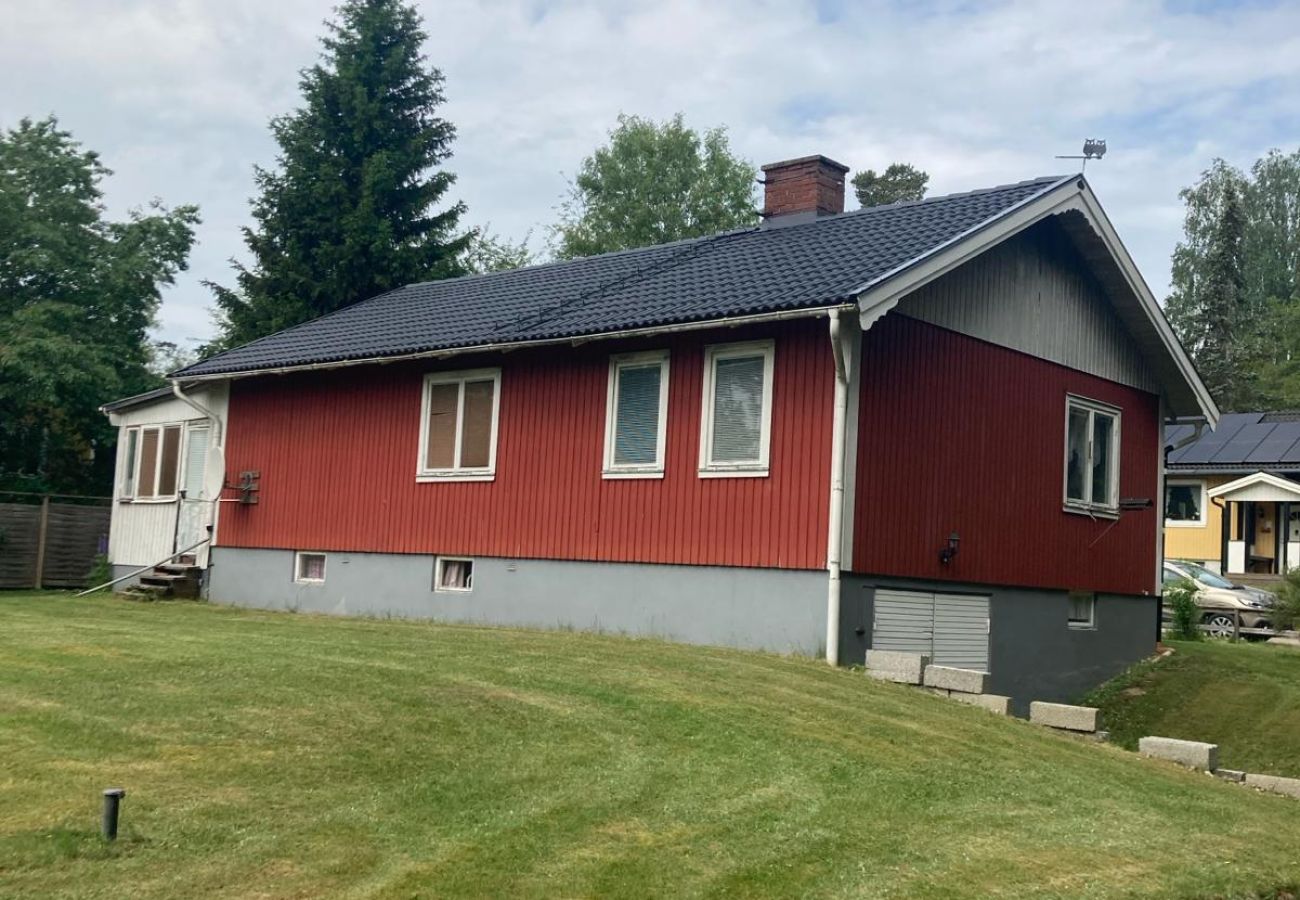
[3,594,1300,899]
[1087,639,1300,778]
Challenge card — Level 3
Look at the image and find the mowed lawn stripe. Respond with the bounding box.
[1,593,1297,899]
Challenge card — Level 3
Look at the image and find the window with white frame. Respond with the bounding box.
[699,340,775,476]
[1068,591,1096,629]
[1064,396,1120,514]
[1165,480,1206,527]
[418,369,501,481]
[295,552,327,584]
[121,424,184,501]
[603,351,670,478]
[434,556,473,592]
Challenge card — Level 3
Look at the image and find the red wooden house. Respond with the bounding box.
[160,156,1216,709]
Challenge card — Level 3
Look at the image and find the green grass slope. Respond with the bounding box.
[2,593,1298,899]
[1087,639,1300,778]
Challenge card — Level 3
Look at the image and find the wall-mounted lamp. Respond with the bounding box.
[939,531,960,565]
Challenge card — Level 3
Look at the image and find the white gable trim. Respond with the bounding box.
[1208,471,1300,503]
[853,177,1218,427]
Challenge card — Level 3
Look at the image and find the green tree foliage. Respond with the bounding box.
[212,0,469,349]
[1164,577,1202,641]
[553,114,756,260]
[851,163,929,208]
[463,225,534,275]
[1167,151,1300,411]
[0,117,198,494]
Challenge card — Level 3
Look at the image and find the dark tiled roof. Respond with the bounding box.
[1166,413,1300,470]
[100,386,173,413]
[175,175,1072,378]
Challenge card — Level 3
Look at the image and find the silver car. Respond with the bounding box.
[1162,560,1276,638]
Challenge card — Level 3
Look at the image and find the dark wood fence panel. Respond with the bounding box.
[0,495,111,589]
[0,504,42,588]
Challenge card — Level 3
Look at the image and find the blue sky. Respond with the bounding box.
[2,0,1297,349]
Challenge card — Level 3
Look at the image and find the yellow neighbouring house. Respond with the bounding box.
[1165,413,1300,576]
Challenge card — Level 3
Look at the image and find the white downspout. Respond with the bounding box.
[826,310,850,665]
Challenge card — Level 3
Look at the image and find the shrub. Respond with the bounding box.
[1164,576,1201,641]
[1274,568,1300,632]
[84,553,111,591]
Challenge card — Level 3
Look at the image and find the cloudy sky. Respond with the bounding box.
[3,0,1298,350]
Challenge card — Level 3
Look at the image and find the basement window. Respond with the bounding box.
[1068,592,1096,630]
[295,552,327,584]
[418,369,501,481]
[699,340,775,477]
[435,557,473,592]
[1063,396,1120,516]
[604,350,670,478]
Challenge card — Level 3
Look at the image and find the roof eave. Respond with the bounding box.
[851,177,1219,427]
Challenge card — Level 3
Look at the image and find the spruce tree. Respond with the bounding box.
[211,0,468,348]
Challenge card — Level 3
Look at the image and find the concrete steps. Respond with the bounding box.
[122,564,202,600]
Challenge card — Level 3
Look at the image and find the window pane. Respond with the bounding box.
[711,355,765,463]
[459,379,495,469]
[158,426,182,496]
[1091,413,1114,506]
[1065,408,1088,501]
[184,427,209,498]
[138,428,159,498]
[1166,484,1201,522]
[425,382,459,470]
[613,363,661,465]
[299,554,325,581]
[439,559,472,589]
[122,430,139,497]
[1069,592,1094,625]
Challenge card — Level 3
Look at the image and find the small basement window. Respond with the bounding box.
[295,552,327,584]
[435,557,474,592]
[1068,592,1096,629]
[1064,395,1120,515]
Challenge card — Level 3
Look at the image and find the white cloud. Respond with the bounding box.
[1,0,1297,348]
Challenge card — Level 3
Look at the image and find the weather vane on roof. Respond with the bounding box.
[1056,139,1107,172]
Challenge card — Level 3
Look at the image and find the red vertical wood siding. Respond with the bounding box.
[218,320,833,569]
[852,315,1159,596]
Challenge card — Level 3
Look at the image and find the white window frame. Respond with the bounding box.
[698,340,776,478]
[294,551,327,584]
[434,556,474,592]
[1068,591,1097,630]
[602,350,670,479]
[417,368,502,482]
[1164,479,1208,528]
[122,422,186,504]
[1062,395,1121,517]
[118,427,140,500]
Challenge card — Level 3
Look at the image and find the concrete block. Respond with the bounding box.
[1138,736,1219,771]
[865,650,929,685]
[1214,768,1246,783]
[923,665,989,694]
[1245,773,1300,798]
[1029,701,1099,733]
[949,691,1011,715]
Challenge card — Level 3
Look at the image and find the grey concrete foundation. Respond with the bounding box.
[208,547,827,656]
[841,575,1159,715]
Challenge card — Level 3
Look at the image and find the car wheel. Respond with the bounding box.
[1203,612,1237,639]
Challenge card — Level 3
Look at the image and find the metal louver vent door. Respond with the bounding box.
[932,593,990,672]
[871,589,935,656]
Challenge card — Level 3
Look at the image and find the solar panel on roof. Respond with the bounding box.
[1173,416,1249,464]
[1279,428,1300,464]
[1245,423,1300,464]
[1212,423,1276,464]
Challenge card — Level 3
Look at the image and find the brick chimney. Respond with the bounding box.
[760,155,850,226]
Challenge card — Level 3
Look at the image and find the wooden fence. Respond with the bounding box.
[0,493,112,589]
